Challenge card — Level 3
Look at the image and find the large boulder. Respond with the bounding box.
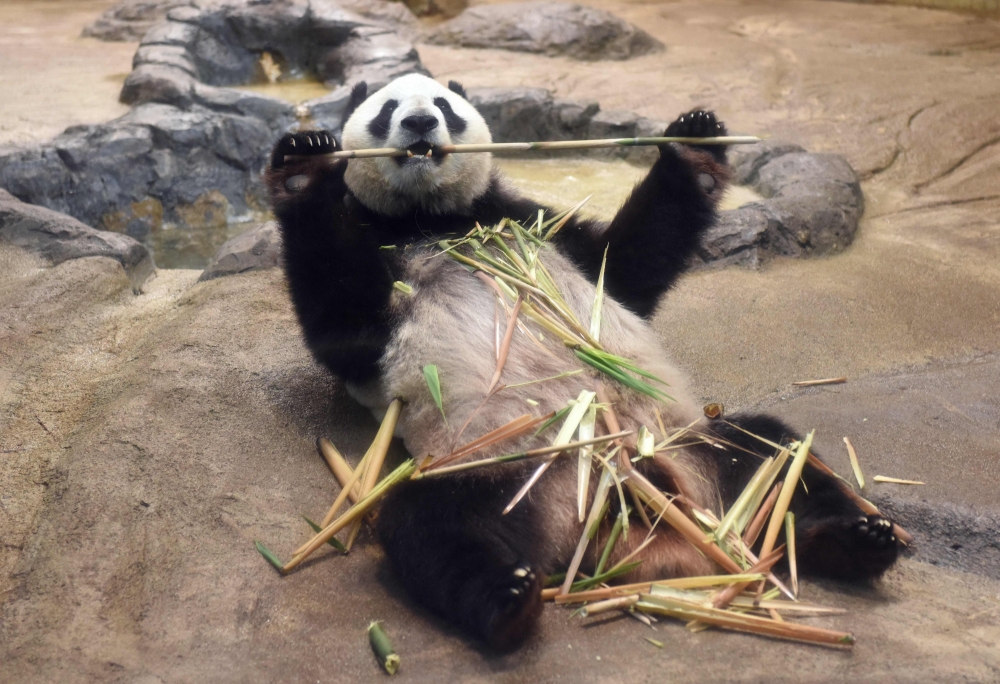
[0,188,153,288]
[425,2,664,60]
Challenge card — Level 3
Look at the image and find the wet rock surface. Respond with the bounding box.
[199,220,280,280]
[0,188,153,287]
[82,0,193,41]
[425,1,664,60]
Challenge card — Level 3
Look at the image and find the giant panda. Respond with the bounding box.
[266,74,900,651]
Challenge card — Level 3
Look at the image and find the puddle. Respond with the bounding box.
[146,219,264,270]
[497,158,763,219]
[234,78,333,104]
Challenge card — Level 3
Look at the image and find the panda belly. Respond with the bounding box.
[370,243,713,505]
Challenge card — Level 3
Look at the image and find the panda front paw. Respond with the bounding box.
[269,130,337,170]
[664,110,728,163]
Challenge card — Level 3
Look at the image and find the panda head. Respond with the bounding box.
[341,74,493,217]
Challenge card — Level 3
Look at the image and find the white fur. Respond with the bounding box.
[342,74,493,216]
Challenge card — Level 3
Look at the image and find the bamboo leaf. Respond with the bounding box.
[255,540,284,572]
[844,437,865,489]
[577,404,597,522]
[303,516,348,553]
[590,245,608,342]
[422,364,447,423]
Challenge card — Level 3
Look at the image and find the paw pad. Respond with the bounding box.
[852,514,897,550]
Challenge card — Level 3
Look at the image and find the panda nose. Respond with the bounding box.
[401,115,439,135]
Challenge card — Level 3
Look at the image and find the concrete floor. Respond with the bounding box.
[1,0,999,682]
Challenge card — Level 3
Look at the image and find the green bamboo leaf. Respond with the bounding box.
[255,540,284,572]
[570,560,642,592]
[302,516,348,553]
[590,245,608,342]
[422,364,447,423]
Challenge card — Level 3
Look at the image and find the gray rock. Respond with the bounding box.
[199,221,281,281]
[697,204,771,268]
[0,188,153,287]
[82,0,194,42]
[424,1,664,61]
[467,87,599,144]
[316,27,429,89]
[729,140,806,185]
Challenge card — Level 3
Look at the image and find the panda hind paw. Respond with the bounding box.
[481,562,543,652]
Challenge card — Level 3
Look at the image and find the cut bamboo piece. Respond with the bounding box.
[873,476,926,485]
[318,438,361,503]
[554,573,767,604]
[487,296,522,392]
[786,512,799,598]
[743,482,782,547]
[844,436,865,489]
[711,546,785,610]
[286,135,763,162]
[580,594,640,617]
[345,398,403,549]
[791,377,847,387]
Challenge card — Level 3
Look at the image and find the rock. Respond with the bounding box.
[199,221,281,281]
[425,1,664,60]
[399,0,467,18]
[315,26,430,89]
[696,204,771,268]
[0,188,153,287]
[467,87,599,144]
[82,0,194,42]
[729,140,806,185]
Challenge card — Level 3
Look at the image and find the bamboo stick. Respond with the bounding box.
[284,135,763,162]
[791,377,847,387]
[345,399,403,549]
[743,482,781,547]
[580,594,640,617]
[554,574,767,604]
[318,438,361,503]
[711,546,785,609]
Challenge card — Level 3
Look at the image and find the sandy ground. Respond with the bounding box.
[1,0,999,682]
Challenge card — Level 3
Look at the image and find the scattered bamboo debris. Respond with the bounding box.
[873,476,926,485]
[368,621,400,675]
[791,377,847,387]
[283,135,763,162]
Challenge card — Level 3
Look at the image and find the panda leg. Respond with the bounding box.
[376,474,545,651]
[704,414,900,581]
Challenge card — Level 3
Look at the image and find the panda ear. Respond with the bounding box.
[342,81,369,124]
[447,80,468,100]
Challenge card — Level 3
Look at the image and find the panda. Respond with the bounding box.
[266,74,900,651]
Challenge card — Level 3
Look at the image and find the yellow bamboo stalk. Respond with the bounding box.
[345,399,403,549]
[760,432,814,558]
[318,438,361,503]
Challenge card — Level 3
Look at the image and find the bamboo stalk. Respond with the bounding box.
[711,546,785,609]
[743,482,781,547]
[873,476,925,485]
[345,399,403,549]
[283,459,417,572]
[427,413,543,471]
[415,431,633,478]
[487,296,522,392]
[318,438,361,503]
[636,595,855,647]
[844,437,865,489]
[791,377,847,387]
[285,135,763,162]
[760,432,814,558]
[786,512,799,598]
[554,574,767,604]
[580,594,640,617]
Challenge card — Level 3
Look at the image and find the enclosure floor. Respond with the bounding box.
[1,1,999,682]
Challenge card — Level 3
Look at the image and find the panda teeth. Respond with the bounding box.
[407,150,414,157]
[425,149,433,158]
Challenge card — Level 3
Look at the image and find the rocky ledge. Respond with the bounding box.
[425,2,663,60]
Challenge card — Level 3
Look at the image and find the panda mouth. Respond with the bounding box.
[396,141,445,165]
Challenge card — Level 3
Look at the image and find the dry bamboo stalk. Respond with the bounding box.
[743,482,782,547]
[580,594,640,617]
[487,296,522,392]
[318,438,361,503]
[786,512,799,598]
[627,470,743,574]
[417,431,633,478]
[345,399,403,549]
[806,454,913,544]
[307,448,370,547]
[426,413,541,471]
[844,437,865,489]
[554,573,767,604]
[637,595,855,647]
[284,460,417,572]
[760,432,814,559]
[596,384,654,530]
[560,468,614,595]
[791,377,847,387]
[541,587,561,601]
[873,476,925,485]
[286,135,763,162]
[712,546,785,609]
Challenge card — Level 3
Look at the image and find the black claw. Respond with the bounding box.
[270,130,337,169]
[663,109,728,163]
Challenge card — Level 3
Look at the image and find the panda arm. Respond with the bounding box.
[266,135,395,384]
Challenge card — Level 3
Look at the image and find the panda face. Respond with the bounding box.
[342,74,493,216]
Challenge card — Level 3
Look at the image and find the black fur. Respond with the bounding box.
[343,81,369,125]
[367,99,399,140]
[433,97,467,135]
[447,80,468,99]
[266,105,900,649]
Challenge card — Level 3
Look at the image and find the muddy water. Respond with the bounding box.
[497,157,762,219]
[235,79,333,104]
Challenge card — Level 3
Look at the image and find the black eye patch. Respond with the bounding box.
[433,97,467,135]
[367,99,398,139]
